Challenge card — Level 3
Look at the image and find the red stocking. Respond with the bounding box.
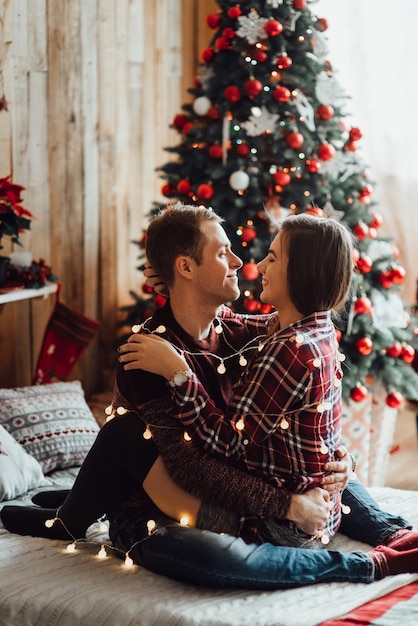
[33,291,100,384]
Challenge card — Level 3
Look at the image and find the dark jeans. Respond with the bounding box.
[109,479,410,589]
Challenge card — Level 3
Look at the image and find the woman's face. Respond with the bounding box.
[257,231,290,309]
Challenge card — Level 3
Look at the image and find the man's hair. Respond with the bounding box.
[146,203,224,287]
[280,214,354,315]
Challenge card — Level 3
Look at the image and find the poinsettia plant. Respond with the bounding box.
[0,175,33,249]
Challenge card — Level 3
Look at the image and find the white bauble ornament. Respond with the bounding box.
[229,170,250,191]
[193,96,211,116]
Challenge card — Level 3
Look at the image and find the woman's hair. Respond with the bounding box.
[280,214,354,316]
[146,203,224,288]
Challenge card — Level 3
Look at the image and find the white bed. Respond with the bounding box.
[1,473,418,626]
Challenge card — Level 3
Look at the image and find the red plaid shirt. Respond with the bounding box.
[169,311,343,539]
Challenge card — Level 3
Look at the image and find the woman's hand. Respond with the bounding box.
[118,333,188,380]
[144,263,169,297]
[321,446,352,494]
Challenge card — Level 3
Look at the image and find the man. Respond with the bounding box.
[2,204,417,587]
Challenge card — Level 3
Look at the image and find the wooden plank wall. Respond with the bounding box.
[0,0,215,396]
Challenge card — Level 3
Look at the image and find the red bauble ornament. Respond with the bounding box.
[317,17,329,32]
[208,106,220,120]
[293,0,306,9]
[243,298,260,313]
[241,261,260,281]
[285,131,304,149]
[344,140,357,152]
[223,27,236,40]
[316,104,334,120]
[368,227,377,239]
[356,255,373,274]
[390,265,406,285]
[353,222,369,241]
[260,303,273,314]
[354,296,373,315]
[161,183,175,196]
[355,337,373,356]
[216,36,232,51]
[350,384,369,403]
[273,171,291,187]
[401,344,415,364]
[253,50,267,62]
[208,144,223,159]
[273,85,291,102]
[349,127,362,141]
[306,159,321,173]
[378,271,394,289]
[386,342,402,358]
[201,48,215,63]
[236,143,249,157]
[173,114,188,131]
[241,226,257,243]
[197,183,214,200]
[386,391,403,409]
[206,13,220,29]
[177,179,191,195]
[359,183,373,198]
[182,121,192,134]
[369,212,383,229]
[224,85,241,102]
[265,19,283,37]
[154,294,168,308]
[276,55,292,70]
[228,7,242,19]
[317,143,336,161]
[244,78,263,97]
[335,328,342,342]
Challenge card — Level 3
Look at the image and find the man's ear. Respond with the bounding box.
[174,255,194,280]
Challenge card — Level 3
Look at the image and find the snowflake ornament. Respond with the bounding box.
[316,72,345,106]
[293,91,315,132]
[320,152,357,181]
[241,106,279,136]
[311,30,329,62]
[236,12,268,45]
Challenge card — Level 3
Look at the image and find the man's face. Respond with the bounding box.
[193,222,242,306]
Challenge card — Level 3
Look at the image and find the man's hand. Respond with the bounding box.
[144,263,169,297]
[321,446,352,494]
[286,488,332,536]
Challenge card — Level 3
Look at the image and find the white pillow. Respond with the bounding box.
[0,424,46,502]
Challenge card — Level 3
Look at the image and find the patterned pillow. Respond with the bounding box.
[0,424,47,501]
[0,381,100,474]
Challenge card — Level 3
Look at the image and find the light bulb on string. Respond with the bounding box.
[97,545,107,559]
[143,426,152,440]
[124,555,134,568]
[217,361,226,374]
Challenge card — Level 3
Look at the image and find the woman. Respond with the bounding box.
[120,214,354,546]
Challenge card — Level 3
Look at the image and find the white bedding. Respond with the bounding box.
[1,476,417,626]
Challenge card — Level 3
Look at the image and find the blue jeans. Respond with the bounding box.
[109,479,410,589]
[340,479,411,545]
[110,507,373,588]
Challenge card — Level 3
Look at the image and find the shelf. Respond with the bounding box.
[0,282,58,305]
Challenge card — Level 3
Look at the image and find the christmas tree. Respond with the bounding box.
[125,0,418,406]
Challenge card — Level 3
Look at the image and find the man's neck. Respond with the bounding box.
[169,291,218,340]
